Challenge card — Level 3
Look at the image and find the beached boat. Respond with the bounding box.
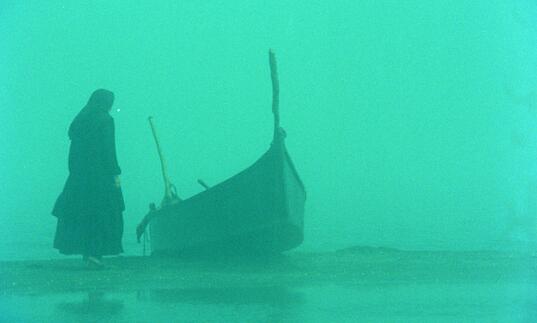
[136,50,306,255]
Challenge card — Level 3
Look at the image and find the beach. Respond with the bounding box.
[1,248,535,322]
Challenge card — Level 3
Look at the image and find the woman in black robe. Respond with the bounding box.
[52,89,124,267]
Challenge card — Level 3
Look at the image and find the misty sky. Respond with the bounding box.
[1,1,537,260]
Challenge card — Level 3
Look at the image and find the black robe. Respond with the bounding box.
[52,108,124,256]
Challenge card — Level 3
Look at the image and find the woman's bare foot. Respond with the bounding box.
[86,256,105,269]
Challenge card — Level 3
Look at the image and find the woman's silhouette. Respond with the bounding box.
[52,89,124,268]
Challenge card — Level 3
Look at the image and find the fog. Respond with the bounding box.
[1,0,536,260]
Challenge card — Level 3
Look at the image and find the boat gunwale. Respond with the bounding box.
[159,135,305,209]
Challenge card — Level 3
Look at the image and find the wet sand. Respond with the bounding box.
[1,248,536,322]
[2,247,535,295]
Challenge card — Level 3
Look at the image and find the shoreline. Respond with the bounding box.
[2,248,535,296]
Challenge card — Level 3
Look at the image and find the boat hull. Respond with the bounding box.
[149,138,305,255]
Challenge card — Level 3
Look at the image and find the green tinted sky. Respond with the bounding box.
[1,1,536,255]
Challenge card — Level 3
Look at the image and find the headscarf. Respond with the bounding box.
[68,89,115,140]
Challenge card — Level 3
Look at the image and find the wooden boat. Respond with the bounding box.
[137,50,306,255]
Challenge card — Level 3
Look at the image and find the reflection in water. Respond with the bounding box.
[56,291,123,318]
[138,286,303,322]
[146,286,301,305]
[4,280,534,321]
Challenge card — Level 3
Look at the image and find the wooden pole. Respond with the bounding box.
[148,116,173,202]
[269,49,280,139]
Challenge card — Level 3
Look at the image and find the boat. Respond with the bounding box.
[136,50,306,255]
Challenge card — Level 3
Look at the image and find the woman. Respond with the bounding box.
[52,89,124,268]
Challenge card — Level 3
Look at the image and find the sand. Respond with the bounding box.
[2,247,535,295]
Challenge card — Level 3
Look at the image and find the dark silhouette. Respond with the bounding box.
[52,89,124,267]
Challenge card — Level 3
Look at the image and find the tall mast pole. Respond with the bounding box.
[269,49,280,140]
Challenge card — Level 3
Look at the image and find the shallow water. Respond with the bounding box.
[2,282,535,322]
[2,250,536,322]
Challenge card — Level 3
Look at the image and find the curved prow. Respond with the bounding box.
[136,203,157,243]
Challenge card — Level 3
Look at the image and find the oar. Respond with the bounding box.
[136,117,180,244]
[148,116,180,205]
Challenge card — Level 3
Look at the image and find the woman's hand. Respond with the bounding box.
[114,175,121,188]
